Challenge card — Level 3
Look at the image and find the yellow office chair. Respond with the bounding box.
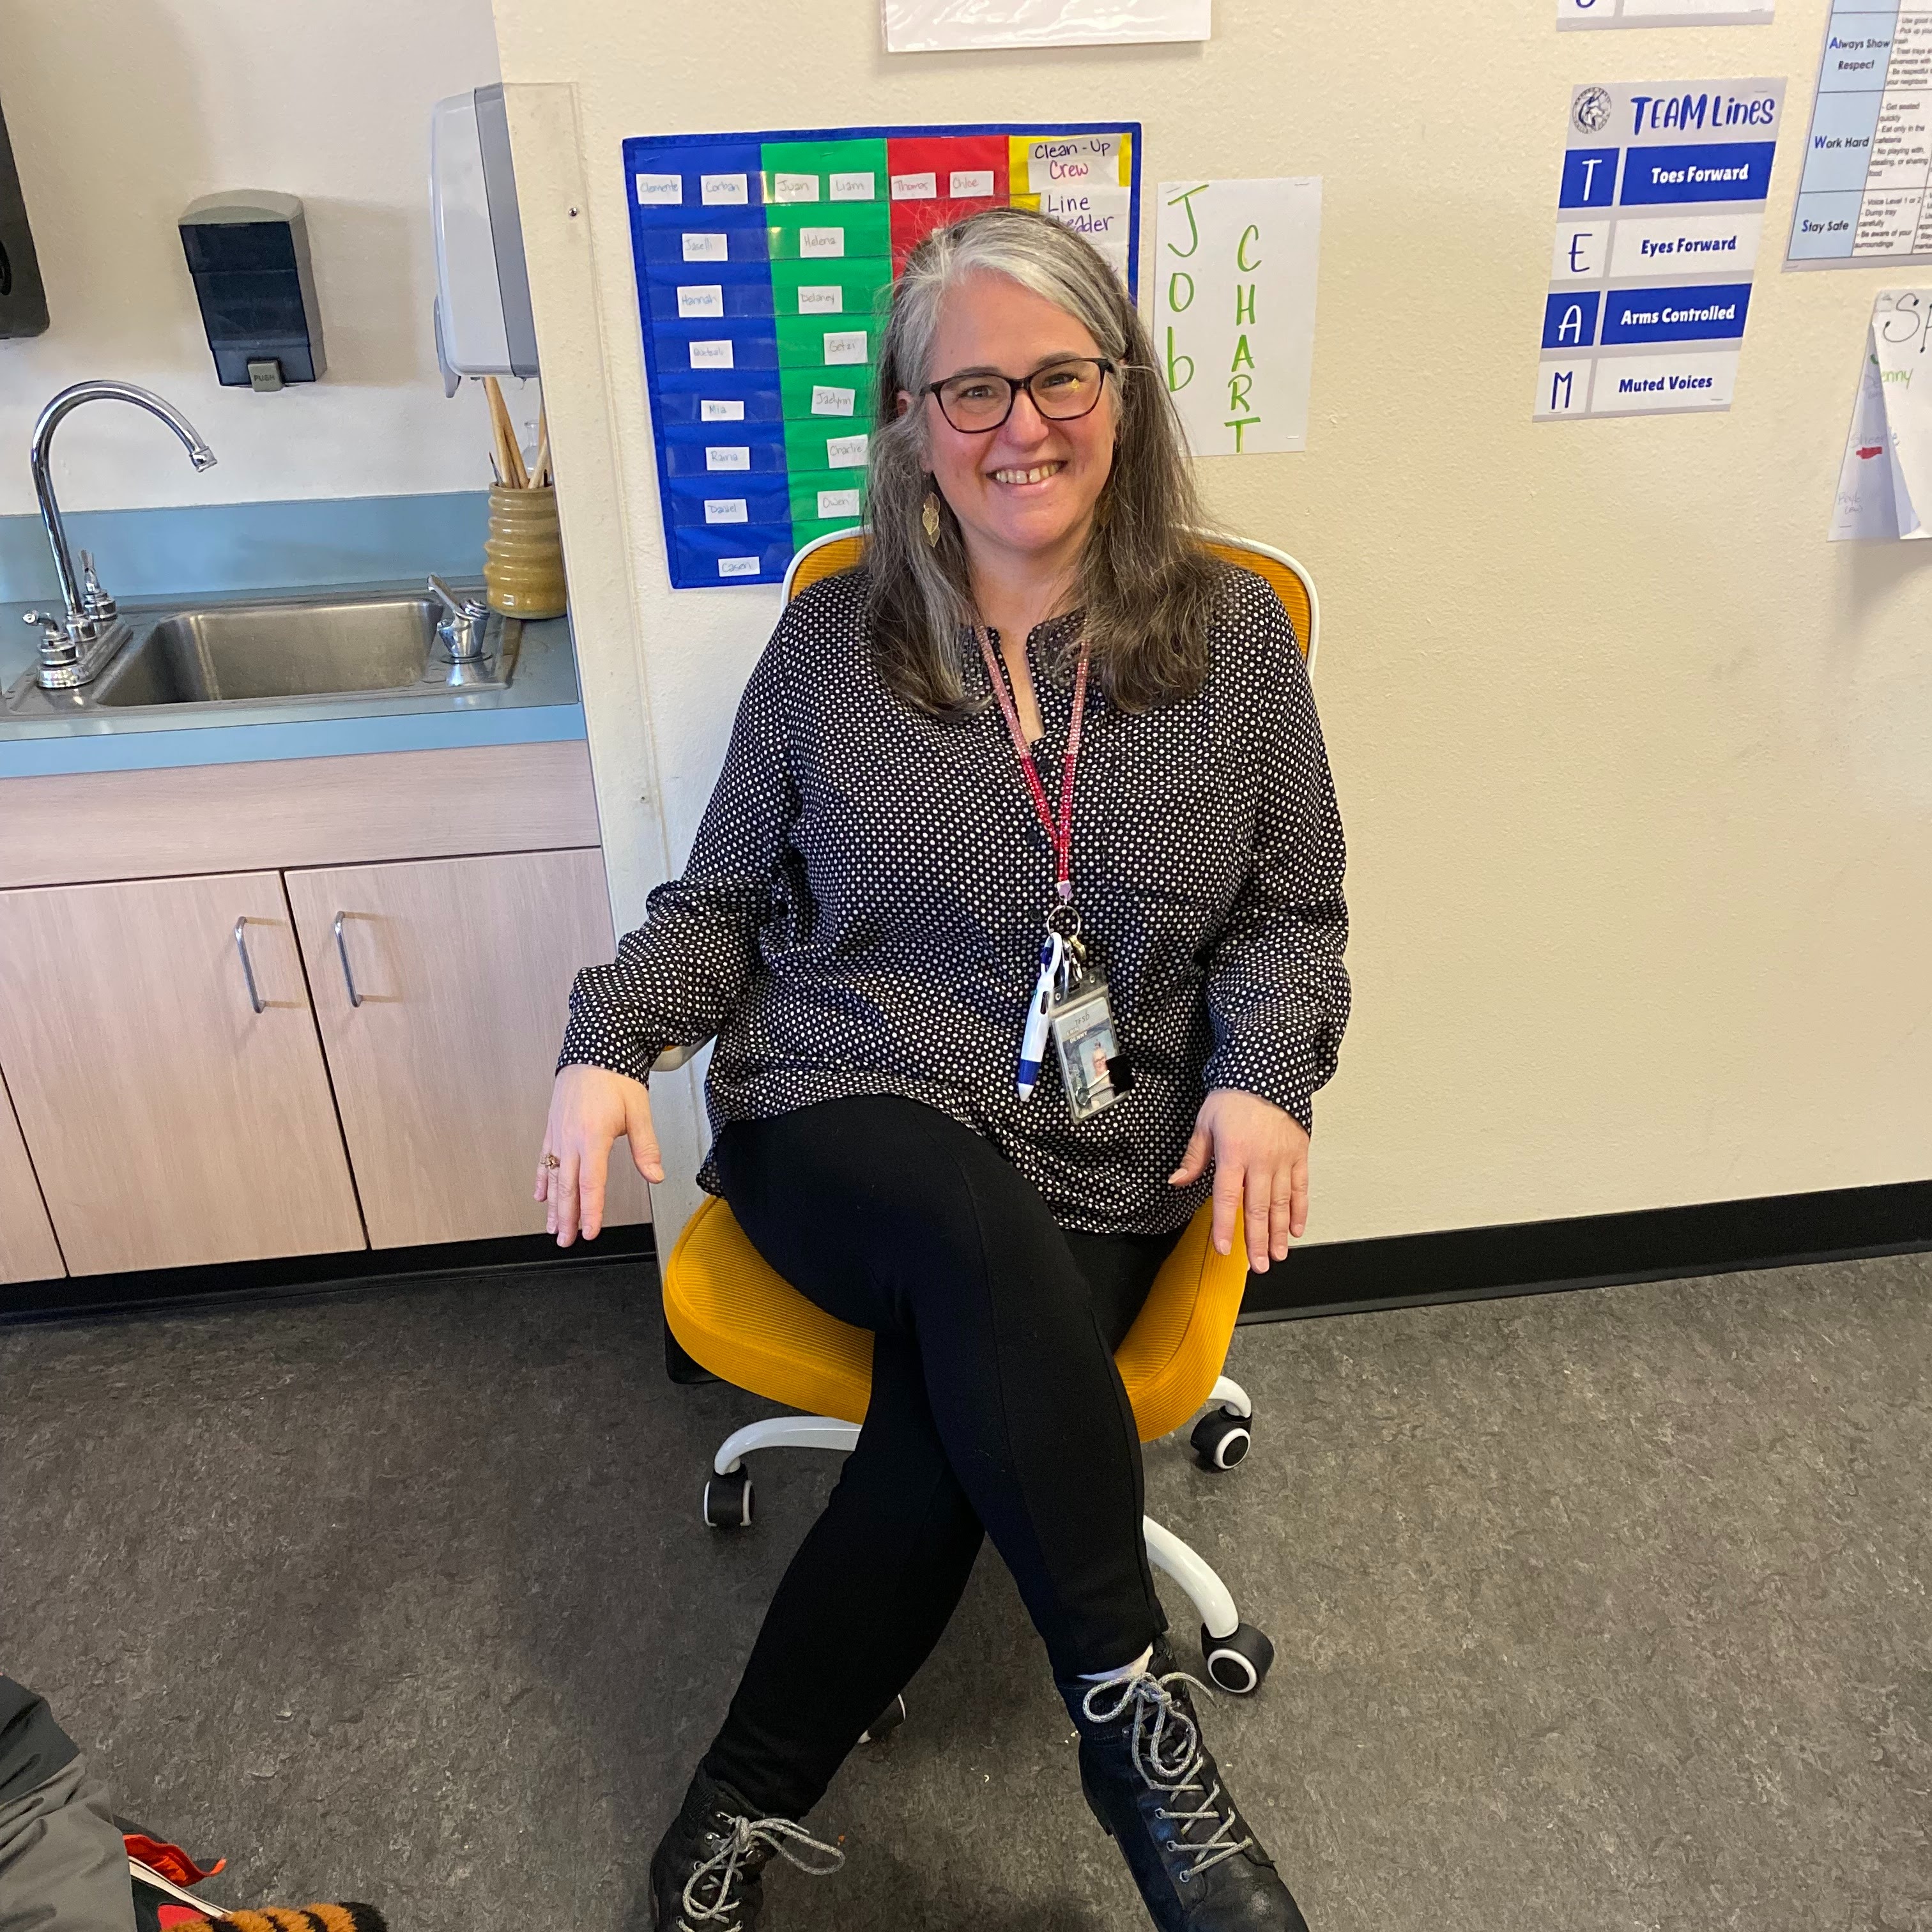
[657,525,1319,1697]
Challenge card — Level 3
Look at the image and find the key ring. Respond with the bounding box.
[1046,901,1082,940]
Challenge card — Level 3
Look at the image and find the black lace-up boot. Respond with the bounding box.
[1061,1651,1310,1931]
[648,1766,845,1931]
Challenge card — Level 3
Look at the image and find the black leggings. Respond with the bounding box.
[701,1094,1183,1821]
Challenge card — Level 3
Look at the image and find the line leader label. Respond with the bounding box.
[1535,77,1786,421]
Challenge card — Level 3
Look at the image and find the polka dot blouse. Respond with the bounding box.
[559,564,1350,1237]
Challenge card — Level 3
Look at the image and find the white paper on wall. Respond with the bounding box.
[1558,0,1773,27]
[1149,178,1321,457]
[882,0,1208,52]
[1830,289,1932,539]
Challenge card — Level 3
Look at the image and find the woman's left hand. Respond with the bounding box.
[1168,1088,1310,1272]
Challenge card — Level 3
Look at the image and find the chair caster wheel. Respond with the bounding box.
[1202,1622,1273,1695]
[1190,1407,1252,1471]
[859,1694,906,1744]
[703,1471,753,1529]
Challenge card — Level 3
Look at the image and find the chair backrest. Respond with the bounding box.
[779,525,1319,673]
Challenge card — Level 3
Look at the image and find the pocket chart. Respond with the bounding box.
[624,122,1143,588]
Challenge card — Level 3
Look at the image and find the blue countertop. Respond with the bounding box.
[0,590,586,779]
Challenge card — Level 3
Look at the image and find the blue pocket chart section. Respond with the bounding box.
[1535,79,1786,422]
[624,121,1144,588]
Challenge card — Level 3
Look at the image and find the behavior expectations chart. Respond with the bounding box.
[1537,79,1786,420]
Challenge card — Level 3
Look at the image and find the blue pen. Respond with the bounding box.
[1017,931,1062,1100]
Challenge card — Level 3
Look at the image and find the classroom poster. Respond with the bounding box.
[882,0,1209,51]
[1150,178,1322,456]
[1830,289,1932,536]
[1558,0,1773,26]
[622,122,1142,588]
[1788,4,1932,268]
[1536,78,1786,420]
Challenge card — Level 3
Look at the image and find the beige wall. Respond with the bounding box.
[493,3,1932,1247]
[0,0,504,511]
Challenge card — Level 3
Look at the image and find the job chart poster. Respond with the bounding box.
[1537,79,1786,420]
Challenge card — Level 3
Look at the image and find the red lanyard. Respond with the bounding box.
[976,627,1091,909]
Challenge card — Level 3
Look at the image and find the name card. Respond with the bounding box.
[829,171,875,201]
[891,172,938,200]
[826,432,869,467]
[798,284,844,314]
[682,233,729,262]
[700,397,746,421]
[818,487,862,517]
[701,173,748,206]
[799,226,846,258]
[677,284,724,318]
[704,498,749,523]
[951,169,995,198]
[823,330,868,364]
[772,172,820,203]
[811,384,857,415]
[636,173,682,205]
[719,555,761,577]
[705,446,751,470]
[689,339,734,368]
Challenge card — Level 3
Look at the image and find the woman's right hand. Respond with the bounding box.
[537,1064,664,1245]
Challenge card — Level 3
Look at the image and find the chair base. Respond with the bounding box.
[703,1383,1271,1694]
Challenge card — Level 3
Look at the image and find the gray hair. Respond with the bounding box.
[864,206,1222,718]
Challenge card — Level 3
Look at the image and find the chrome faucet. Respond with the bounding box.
[427,574,493,682]
[24,381,217,689]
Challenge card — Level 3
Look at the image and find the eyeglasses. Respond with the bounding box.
[924,356,1117,434]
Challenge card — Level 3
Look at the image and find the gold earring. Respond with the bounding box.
[921,490,942,549]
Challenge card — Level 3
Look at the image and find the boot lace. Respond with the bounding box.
[679,1814,845,1931]
[1080,1666,1255,1883]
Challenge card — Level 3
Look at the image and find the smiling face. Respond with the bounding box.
[905,269,1117,583]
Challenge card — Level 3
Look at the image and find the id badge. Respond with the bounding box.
[1049,976,1121,1121]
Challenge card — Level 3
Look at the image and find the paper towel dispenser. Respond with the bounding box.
[431,83,537,394]
[0,91,48,337]
[179,191,325,390]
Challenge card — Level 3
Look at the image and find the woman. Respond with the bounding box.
[539,206,1349,1932]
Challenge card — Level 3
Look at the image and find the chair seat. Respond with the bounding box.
[663,1193,1249,1443]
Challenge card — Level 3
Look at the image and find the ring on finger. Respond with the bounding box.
[540,1152,561,1170]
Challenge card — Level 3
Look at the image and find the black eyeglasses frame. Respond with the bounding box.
[923,356,1119,434]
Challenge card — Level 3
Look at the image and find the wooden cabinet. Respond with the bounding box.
[286,848,648,1248]
[0,744,645,1285]
[0,1072,63,1284]
[0,872,366,1275]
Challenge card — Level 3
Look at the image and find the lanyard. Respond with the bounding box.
[976,627,1092,913]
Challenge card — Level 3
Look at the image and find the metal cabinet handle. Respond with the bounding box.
[333,911,364,1008]
[233,916,264,1015]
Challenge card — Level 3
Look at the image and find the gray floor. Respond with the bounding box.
[3,1250,1928,1932]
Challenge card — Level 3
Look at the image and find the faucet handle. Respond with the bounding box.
[22,610,75,662]
[427,573,487,619]
[78,550,116,620]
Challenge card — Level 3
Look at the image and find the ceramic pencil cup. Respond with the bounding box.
[483,484,567,619]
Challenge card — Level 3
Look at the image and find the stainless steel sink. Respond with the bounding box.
[4,585,518,715]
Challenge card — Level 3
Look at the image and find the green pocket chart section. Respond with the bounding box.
[623,121,1143,589]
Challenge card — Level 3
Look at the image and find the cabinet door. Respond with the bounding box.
[0,873,365,1275]
[0,1071,63,1284]
[286,848,649,1248]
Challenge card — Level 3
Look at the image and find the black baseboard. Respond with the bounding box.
[1241,1175,1932,1322]
[0,1221,658,1325]
[8,1177,1929,1331]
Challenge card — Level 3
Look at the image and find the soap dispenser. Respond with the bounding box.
[178,191,326,390]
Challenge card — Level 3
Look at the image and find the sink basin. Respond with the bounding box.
[89,591,508,707]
